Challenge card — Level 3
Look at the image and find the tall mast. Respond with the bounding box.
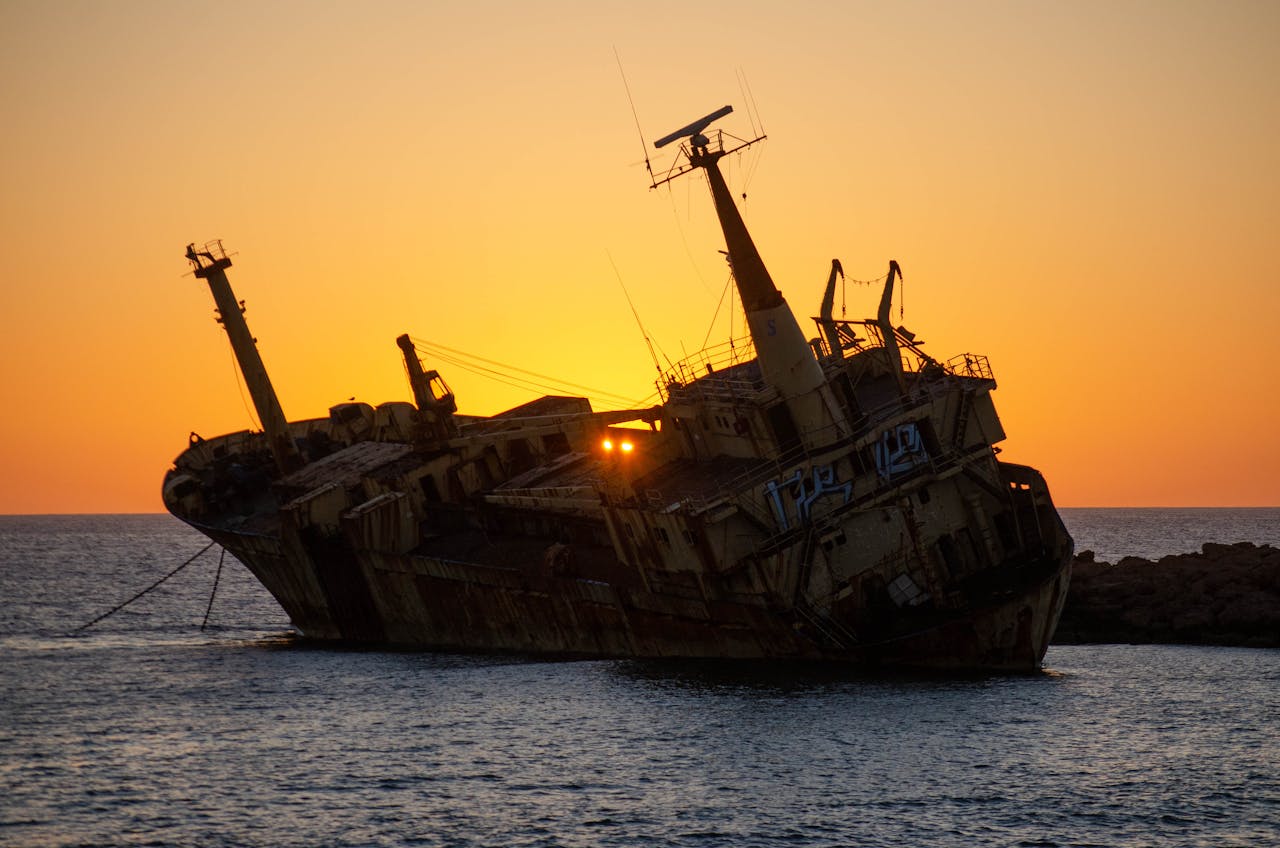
[185,241,303,473]
[654,108,847,452]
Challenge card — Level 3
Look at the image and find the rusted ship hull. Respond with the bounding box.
[189,509,1071,672]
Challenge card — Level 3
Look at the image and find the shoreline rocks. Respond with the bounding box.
[1053,542,1280,648]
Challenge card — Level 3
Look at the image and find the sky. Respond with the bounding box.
[1,0,1277,513]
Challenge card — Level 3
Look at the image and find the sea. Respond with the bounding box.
[1,509,1277,848]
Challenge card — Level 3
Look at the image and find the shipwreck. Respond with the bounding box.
[164,107,1073,670]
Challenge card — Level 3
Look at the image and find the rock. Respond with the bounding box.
[1053,543,1280,648]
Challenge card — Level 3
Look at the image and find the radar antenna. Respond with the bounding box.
[649,104,765,189]
[653,104,734,149]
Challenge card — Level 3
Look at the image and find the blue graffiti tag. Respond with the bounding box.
[873,422,928,479]
[763,469,803,530]
[762,463,853,529]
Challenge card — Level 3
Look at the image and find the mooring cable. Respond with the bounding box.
[72,541,216,634]
[200,546,226,631]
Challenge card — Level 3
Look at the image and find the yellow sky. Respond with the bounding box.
[2,0,1277,513]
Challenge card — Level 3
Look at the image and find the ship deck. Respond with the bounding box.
[629,456,770,510]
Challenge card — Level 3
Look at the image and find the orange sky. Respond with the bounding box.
[2,0,1277,513]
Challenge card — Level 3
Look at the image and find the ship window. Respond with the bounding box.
[918,487,931,505]
[428,375,450,401]
[624,523,636,539]
[820,529,848,552]
[653,527,670,546]
[681,529,699,546]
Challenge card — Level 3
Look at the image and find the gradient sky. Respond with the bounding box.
[2,0,1277,513]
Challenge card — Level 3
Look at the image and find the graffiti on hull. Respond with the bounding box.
[874,422,928,479]
[763,463,853,530]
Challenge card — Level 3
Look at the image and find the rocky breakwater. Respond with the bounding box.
[1054,543,1280,647]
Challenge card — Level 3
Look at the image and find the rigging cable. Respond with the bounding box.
[409,337,655,409]
[841,271,893,319]
[663,185,718,301]
[229,345,259,430]
[900,266,905,322]
[700,271,735,351]
[73,542,217,634]
[614,46,653,182]
[607,250,664,380]
[410,337,644,404]
[729,265,736,348]
[736,68,759,138]
[737,68,767,191]
[419,347,615,405]
[741,68,765,136]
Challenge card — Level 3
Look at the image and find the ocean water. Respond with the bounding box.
[1059,507,1280,564]
[2,513,1278,847]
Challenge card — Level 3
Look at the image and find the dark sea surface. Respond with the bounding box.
[2,512,1277,847]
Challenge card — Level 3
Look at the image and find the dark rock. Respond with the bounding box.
[1053,543,1280,648]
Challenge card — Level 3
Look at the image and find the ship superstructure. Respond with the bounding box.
[165,108,1072,670]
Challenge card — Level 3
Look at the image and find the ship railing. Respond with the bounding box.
[657,335,761,403]
[664,376,766,405]
[812,318,930,364]
[176,428,268,472]
[812,317,996,382]
[943,353,993,381]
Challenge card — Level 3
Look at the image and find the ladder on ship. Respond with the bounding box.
[794,600,860,650]
[791,524,861,650]
[953,388,974,448]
